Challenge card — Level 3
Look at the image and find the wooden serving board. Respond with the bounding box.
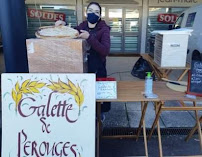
[162,78,187,92]
[166,82,187,92]
[35,26,79,39]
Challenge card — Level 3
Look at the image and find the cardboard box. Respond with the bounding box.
[153,30,190,67]
[26,38,88,73]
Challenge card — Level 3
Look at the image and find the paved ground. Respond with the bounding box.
[100,135,202,157]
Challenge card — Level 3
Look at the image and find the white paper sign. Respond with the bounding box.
[96,81,117,99]
[1,74,95,157]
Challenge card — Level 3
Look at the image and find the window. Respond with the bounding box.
[186,12,196,27]
[148,8,186,33]
[173,13,184,29]
[108,8,140,53]
[125,9,139,33]
[83,7,140,54]
[147,7,187,52]
[26,4,77,38]
[124,9,139,52]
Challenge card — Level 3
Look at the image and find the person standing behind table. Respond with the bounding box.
[55,2,111,117]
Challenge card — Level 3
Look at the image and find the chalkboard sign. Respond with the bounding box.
[187,61,202,96]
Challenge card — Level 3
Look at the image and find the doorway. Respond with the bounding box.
[103,6,141,54]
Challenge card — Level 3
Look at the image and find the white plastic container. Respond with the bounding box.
[145,72,153,95]
[153,30,191,67]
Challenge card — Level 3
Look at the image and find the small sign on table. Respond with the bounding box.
[96,78,117,99]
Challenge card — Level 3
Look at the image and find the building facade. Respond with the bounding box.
[25,0,202,55]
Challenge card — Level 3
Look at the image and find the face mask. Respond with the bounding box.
[87,13,100,24]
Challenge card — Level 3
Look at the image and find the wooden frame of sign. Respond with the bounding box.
[187,61,202,96]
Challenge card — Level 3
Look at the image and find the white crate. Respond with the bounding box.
[154,31,190,67]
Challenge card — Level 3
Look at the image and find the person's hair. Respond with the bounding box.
[87,2,102,15]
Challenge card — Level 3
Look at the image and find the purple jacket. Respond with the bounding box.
[75,20,110,62]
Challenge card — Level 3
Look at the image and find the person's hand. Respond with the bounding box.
[79,30,90,39]
[55,20,66,26]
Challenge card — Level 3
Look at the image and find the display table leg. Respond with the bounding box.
[155,102,163,157]
[148,102,163,140]
[177,69,189,81]
[193,101,202,150]
[147,60,162,80]
[153,67,162,80]
[137,101,148,141]
[96,102,102,157]
[186,116,202,142]
[141,102,149,157]
[179,101,186,107]
[161,69,169,79]
[165,69,172,76]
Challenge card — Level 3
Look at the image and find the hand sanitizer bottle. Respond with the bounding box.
[145,72,153,96]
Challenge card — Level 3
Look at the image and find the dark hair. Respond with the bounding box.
[87,2,102,15]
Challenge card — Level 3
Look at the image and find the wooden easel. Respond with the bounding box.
[142,54,190,81]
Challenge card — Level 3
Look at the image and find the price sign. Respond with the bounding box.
[96,81,117,99]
